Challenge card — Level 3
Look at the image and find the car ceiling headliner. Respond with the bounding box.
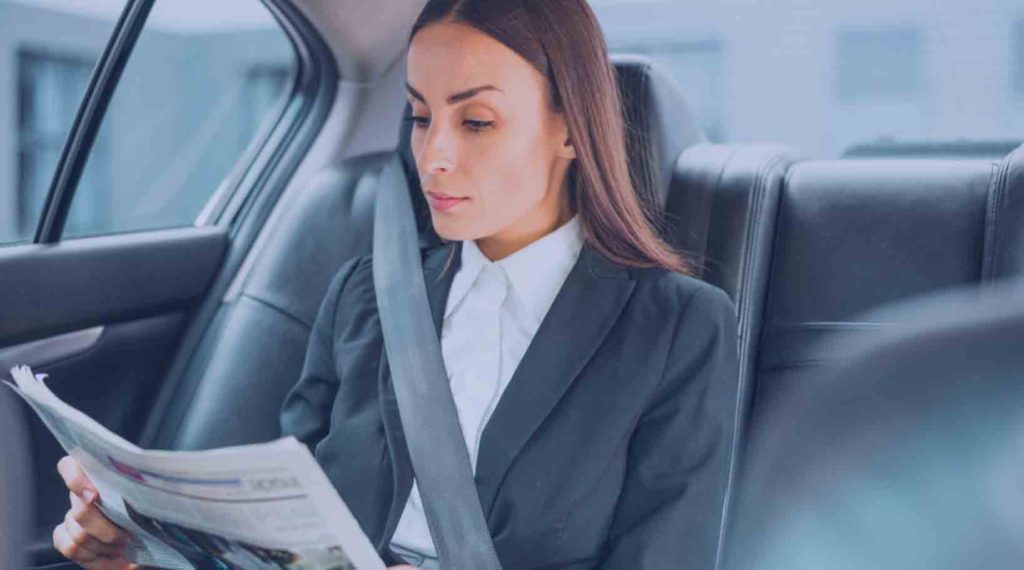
[292,0,428,83]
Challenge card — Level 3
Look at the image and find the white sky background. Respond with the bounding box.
[5,0,278,32]
[5,0,678,30]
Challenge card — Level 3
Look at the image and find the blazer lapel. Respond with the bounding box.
[473,243,636,516]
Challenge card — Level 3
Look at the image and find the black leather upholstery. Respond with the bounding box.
[751,151,1024,435]
[1,388,30,570]
[714,143,1024,562]
[662,143,796,527]
[151,154,385,449]
[727,277,1024,569]
[983,144,1024,281]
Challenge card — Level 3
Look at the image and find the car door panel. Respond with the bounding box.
[0,227,227,565]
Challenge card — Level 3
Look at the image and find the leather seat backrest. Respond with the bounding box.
[662,144,796,513]
[727,277,1024,569]
[751,146,1024,435]
[158,153,387,449]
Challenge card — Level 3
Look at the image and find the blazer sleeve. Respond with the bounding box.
[599,284,741,570]
[279,256,364,454]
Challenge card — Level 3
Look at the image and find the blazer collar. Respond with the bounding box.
[417,239,636,516]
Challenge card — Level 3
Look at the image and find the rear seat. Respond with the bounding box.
[700,143,1023,562]
[726,276,1024,569]
[721,144,1024,563]
[663,143,795,476]
[150,152,386,449]
[749,149,1024,435]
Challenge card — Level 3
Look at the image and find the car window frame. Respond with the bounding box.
[30,0,334,244]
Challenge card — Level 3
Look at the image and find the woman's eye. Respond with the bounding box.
[404,116,493,132]
[464,120,495,133]
[406,116,429,128]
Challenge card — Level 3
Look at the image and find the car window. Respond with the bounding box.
[0,0,296,245]
[64,0,297,240]
[593,0,1024,158]
[1,1,122,246]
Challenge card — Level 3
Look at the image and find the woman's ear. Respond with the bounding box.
[559,136,577,160]
[553,113,577,160]
[561,139,577,159]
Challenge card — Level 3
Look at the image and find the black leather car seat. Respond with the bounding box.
[726,276,1024,569]
[750,146,1024,439]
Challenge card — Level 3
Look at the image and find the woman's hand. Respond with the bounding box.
[54,455,137,570]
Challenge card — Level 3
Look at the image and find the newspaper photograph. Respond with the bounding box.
[5,365,386,570]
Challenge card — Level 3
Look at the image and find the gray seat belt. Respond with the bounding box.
[372,156,503,570]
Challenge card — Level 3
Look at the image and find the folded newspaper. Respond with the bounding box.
[5,365,386,570]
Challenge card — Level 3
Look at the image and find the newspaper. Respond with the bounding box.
[5,365,386,570]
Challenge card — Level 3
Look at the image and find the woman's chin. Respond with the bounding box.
[431,218,473,242]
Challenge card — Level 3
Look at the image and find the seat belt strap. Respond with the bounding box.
[372,156,503,570]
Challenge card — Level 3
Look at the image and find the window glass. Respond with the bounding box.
[593,0,1024,158]
[19,51,114,237]
[1014,19,1023,97]
[837,28,923,103]
[0,0,296,245]
[62,0,296,239]
[1,1,120,245]
[241,65,292,147]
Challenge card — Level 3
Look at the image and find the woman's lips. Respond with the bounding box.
[426,192,468,212]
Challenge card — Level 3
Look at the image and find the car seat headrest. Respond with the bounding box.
[612,53,706,207]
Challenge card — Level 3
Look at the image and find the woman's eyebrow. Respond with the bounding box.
[406,83,504,105]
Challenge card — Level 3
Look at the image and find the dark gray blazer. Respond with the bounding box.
[280,240,740,569]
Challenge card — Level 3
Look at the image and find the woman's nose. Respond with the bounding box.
[418,121,455,175]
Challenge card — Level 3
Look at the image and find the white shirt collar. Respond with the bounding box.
[444,214,584,325]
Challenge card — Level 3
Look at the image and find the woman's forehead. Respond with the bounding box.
[407,21,545,104]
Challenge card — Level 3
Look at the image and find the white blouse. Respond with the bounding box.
[389,214,585,561]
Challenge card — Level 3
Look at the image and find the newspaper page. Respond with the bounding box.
[5,365,386,570]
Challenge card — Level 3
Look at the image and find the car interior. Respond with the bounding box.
[0,0,1022,567]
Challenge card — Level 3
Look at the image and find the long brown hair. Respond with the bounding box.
[410,0,696,276]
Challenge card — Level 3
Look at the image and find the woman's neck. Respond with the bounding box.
[476,207,575,262]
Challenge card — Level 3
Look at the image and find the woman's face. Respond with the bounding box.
[406,21,577,260]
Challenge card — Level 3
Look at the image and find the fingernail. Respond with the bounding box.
[83,489,96,503]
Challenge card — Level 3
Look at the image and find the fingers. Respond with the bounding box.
[53,520,105,564]
[69,491,131,544]
[54,516,135,570]
[57,455,96,498]
[63,509,125,558]
[53,456,134,568]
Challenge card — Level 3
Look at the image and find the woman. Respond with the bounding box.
[53,0,740,568]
